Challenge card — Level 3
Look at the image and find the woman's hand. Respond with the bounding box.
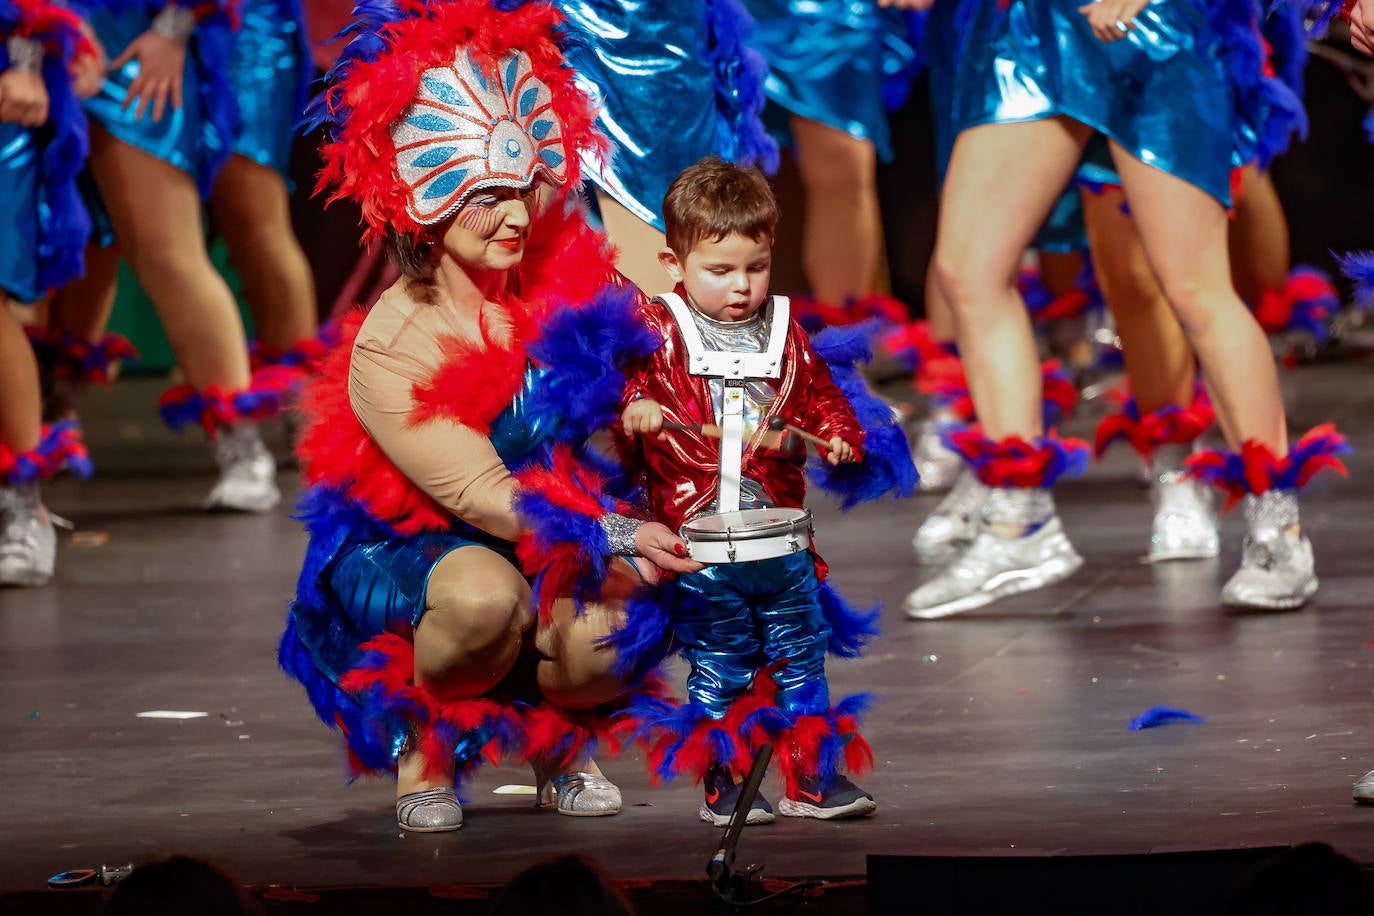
[1077,0,1149,43]
[70,35,108,99]
[621,399,664,438]
[112,30,186,122]
[0,69,50,127]
[635,521,704,574]
[1352,0,1374,56]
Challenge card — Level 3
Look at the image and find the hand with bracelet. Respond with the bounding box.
[111,4,191,122]
[1077,0,1149,43]
[1,37,49,127]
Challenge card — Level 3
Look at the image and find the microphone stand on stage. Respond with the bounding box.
[707,742,772,912]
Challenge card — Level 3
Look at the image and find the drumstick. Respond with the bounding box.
[766,415,833,450]
[661,420,722,438]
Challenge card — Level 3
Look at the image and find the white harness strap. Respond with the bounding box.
[657,293,790,512]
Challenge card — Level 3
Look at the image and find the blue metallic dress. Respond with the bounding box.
[940,0,1292,208]
[0,18,91,301]
[741,0,918,161]
[287,365,549,689]
[81,0,238,198]
[555,0,776,231]
[228,0,311,179]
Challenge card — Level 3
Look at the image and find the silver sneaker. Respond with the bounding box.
[1147,445,1219,562]
[206,422,281,513]
[905,509,1083,619]
[1221,490,1316,610]
[0,482,56,587]
[1353,770,1374,803]
[912,470,987,565]
[912,418,963,492]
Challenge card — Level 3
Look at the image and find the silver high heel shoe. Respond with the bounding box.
[535,769,622,817]
[396,786,462,832]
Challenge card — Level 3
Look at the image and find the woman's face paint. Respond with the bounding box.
[443,185,536,270]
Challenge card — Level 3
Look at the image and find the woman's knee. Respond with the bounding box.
[534,602,627,709]
[415,562,528,693]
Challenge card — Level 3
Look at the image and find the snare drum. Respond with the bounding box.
[679,507,813,564]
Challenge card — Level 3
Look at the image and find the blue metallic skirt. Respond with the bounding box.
[943,0,1238,206]
[0,125,42,302]
[83,6,237,197]
[742,0,915,161]
[229,0,311,178]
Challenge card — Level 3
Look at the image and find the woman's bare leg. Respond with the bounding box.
[594,189,670,295]
[210,155,318,350]
[1228,164,1290,307]
[791,117,881,304]
[0,305,42,453]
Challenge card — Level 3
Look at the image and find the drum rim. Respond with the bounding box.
[680,507,813,542]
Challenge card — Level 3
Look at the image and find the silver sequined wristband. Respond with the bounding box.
[598,513,645,556]
[6,37,43,74]
[151,4,197,43]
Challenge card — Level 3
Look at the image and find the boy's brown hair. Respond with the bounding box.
[662,156,779,257]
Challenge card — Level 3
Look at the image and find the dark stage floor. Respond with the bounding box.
[2,365,1373,897]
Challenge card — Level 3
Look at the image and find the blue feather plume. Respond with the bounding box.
[817,580,880,658]
[704,0,779,173]
[1127,706,1204,730]
[1337,250,1374,310]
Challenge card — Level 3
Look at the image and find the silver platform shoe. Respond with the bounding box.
[1147,444,1219,562]
[536,770,622,817]
[206,422,281,513]
[396,786,463,832]
[911,415,964,492]
[1221,490,1316,610]
[0,482,56,587]
[905,488,1083,619]
[912,470,988,565]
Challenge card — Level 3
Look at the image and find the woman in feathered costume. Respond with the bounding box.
[903,0,1349,618]
[0,0,97,585]
[279,0,700,833]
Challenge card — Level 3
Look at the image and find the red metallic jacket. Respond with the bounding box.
[620,295,865,533]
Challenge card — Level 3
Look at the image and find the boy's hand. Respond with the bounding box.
[825,437,856,466]
[636,521,704,574]
[0,69,49,127]
[622,399,664,438]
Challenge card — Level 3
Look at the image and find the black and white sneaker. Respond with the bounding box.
[778,774,876,820]
[698,765,774,826]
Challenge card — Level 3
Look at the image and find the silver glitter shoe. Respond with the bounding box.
[0,482,56,587]
[1147,445,1219,562]
[1352,770,1374,803]
[912,471,988,565]
[1221,490,1316,610]
[206,422,280,513]
[912,418,963,492]
[905,489,1083,619]
[396,786,462,832]
[535,770,622,817]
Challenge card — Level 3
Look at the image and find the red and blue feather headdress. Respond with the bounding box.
[310,0,605,240]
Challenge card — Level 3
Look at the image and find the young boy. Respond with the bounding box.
[619,156,877,824]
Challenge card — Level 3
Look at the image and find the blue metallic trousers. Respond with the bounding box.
[672,551,832,719]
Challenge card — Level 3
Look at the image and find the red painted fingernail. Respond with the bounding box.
[673,543,686,556]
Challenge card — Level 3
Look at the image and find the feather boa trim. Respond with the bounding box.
[1338,250,1374,312]
[791,294,909,332]
[1185,423,1351,511]
[335,632,519,782]
[158,368,293,437]
[1017,262,1102,323]
[0,419,92,485]
[1213,0,1307,170]
[1252,267,1337,345]
[942,424,1091,489]
[919,359,1078,428]
[311,0,606,240]
[628,671,871,794]
[806,321,919,508]
[3,0,96,58]
[26,327,138,385]
[249,324,339,375]
[1094,393,1216,460]
[513,445,628,621]
[704,0,778,172]
[880,319,955,374]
